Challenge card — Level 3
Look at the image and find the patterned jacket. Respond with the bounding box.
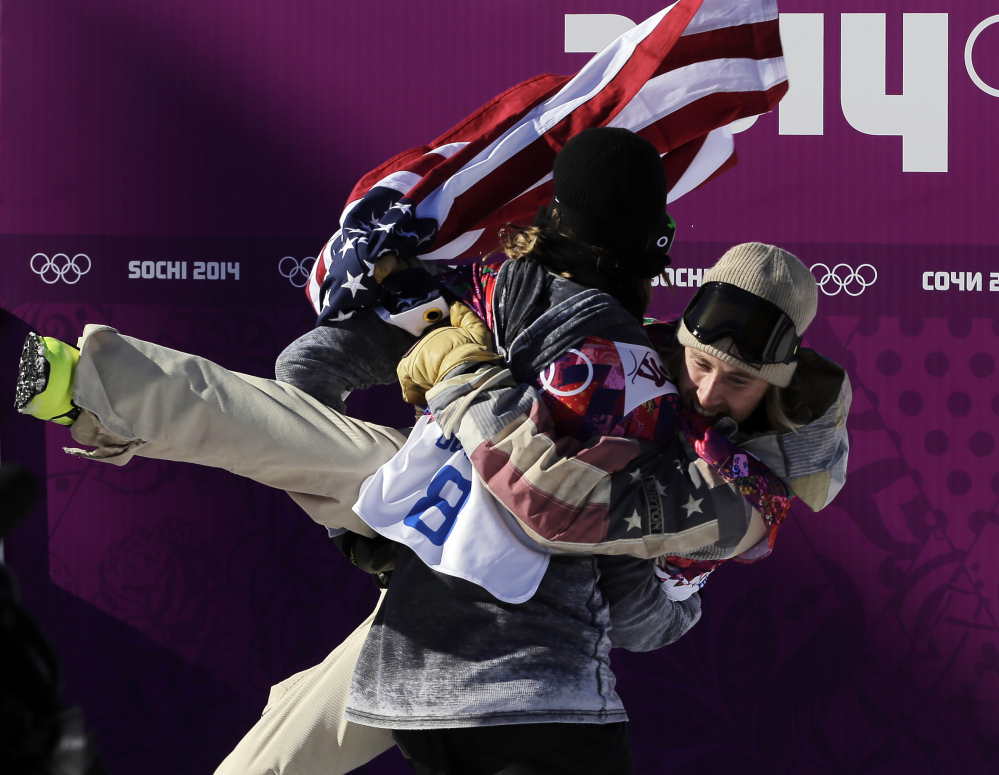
[429,258,851,565]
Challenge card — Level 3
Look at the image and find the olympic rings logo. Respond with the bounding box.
[279,256,316,288]
[539,349,594,397]
[30,253,92,285]
[966,16,999,98]
[810,263,878,297]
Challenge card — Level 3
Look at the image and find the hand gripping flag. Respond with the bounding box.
[308,0,788,324]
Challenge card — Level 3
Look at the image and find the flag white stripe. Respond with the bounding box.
[426,142,468,160]
[419,228,486,263]
[609,56,787,132]
[684,0,778,35]
[666,127,735,202]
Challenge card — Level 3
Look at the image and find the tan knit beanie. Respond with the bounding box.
[677,243,818,387]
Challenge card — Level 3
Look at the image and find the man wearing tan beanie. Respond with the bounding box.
[679,242,818,387]
[675,242,826,432]
[669,241,850,509]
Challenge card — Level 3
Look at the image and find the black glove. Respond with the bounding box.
[333,532,400,575]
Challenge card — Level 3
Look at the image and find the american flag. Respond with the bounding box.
[308,0,788,322]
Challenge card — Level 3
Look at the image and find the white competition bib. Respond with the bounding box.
[353,414,551,603]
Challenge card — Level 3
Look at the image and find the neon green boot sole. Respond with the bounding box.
[15,333,81,426]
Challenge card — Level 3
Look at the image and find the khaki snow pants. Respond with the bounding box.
[65,325,401,772]
[68,324,407,537]
[213,593,393,775]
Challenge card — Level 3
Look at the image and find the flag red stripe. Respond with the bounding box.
[660,134,709,190]
[659,18,784,75]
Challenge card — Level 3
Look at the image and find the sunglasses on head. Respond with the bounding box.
[682,282,801,366]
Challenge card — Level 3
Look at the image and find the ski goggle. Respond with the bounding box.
[682,282,802,366]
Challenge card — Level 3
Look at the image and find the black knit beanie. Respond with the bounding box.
[548,127,673,277]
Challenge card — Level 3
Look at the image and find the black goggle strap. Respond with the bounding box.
[647,211,676,256]
[683,282,801,365]
[630,212,677,277]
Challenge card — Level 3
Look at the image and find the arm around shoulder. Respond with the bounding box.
[597,554,702,652]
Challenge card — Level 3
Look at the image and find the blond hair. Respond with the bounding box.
[498,218,650,319]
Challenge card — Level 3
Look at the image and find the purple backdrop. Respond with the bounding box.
[2,2,998,773]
